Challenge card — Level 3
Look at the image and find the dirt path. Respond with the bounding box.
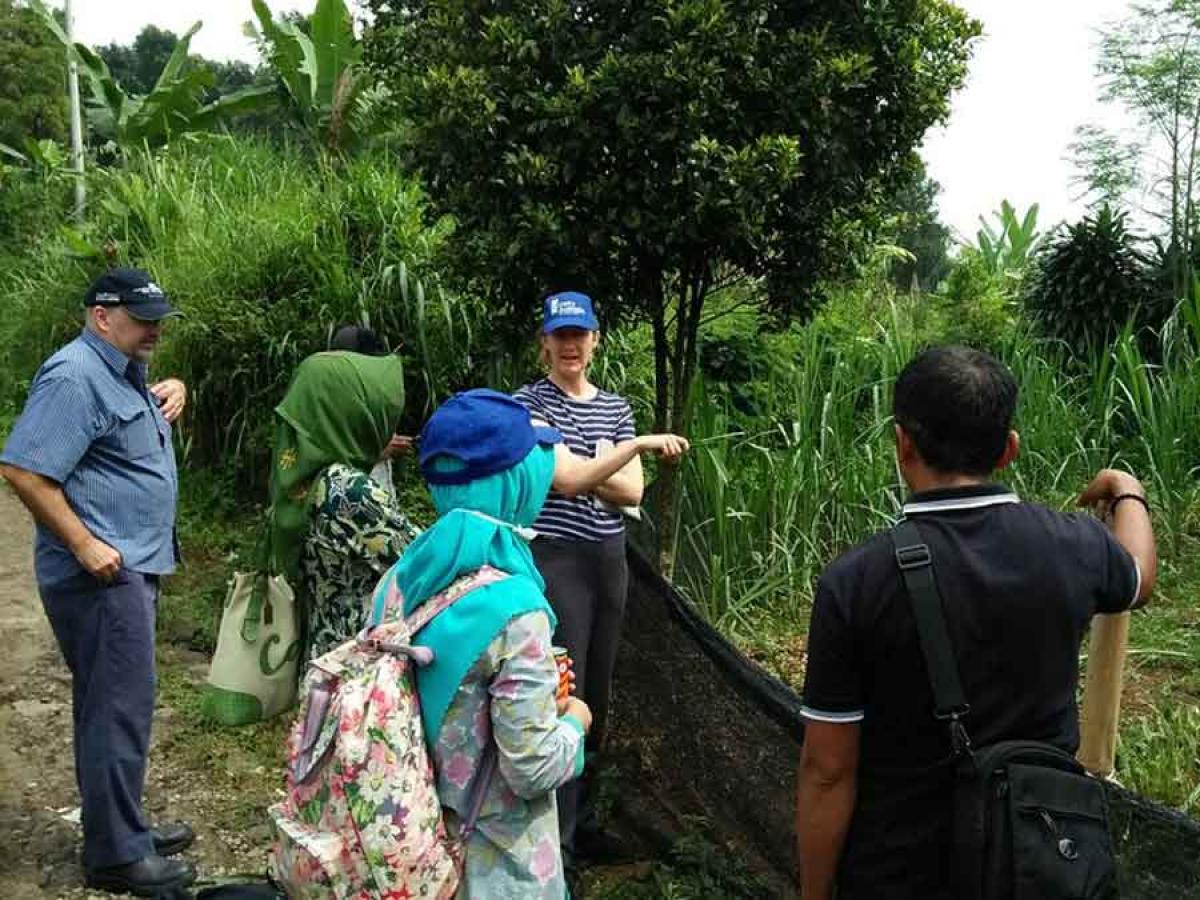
[0,486,276,898]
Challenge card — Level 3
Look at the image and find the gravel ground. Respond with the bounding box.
[0,486,278,898]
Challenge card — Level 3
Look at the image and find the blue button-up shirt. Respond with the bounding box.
[1,329,179,586]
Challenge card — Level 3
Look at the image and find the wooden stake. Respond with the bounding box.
[1077,612,1131,777]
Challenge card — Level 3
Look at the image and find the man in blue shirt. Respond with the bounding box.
[0,268,196,896]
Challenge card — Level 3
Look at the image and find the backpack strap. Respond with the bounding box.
[404,565,512,636]
[403,566,511,846]
[890,518,974,757]
[459,742,498,841]
[358,566,513,662]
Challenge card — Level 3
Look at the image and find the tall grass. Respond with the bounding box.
[673,326,904,638]
[671,295,1200,639]
[666,293,1200,817]
[1118,705,1200,814]
[0,136,483,486]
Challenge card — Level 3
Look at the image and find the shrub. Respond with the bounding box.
[932,249,1018,352]
[0,136,467,488]
[0,155,72,256]
[1023,206,1163,354]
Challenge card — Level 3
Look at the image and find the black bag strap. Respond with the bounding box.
[890,518,974,757]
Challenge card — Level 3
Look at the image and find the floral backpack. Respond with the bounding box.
[268,566,508,899]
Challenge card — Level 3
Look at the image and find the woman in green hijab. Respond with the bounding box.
[267,350,418,661]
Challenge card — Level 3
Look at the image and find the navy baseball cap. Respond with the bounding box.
[83,268,180,321]
[543,291,599,333]
[419,389,562,485]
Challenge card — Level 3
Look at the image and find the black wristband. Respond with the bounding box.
[1110,493,1150,515]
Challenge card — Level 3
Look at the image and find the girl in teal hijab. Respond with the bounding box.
[375,443,562,741]
[371,389,593,899]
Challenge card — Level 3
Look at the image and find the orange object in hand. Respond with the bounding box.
[551,646,572,701]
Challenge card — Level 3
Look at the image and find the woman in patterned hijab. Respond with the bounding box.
[266,350,418,660]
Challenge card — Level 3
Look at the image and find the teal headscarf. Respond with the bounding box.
[371,444,558,742]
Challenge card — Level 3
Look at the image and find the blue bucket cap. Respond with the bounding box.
[419,388,562,485]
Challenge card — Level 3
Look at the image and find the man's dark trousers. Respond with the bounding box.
[40,569,158,870]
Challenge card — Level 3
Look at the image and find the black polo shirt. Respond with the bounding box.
[801,483,1139,899]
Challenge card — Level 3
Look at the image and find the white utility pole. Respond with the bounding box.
[64,0,86,219]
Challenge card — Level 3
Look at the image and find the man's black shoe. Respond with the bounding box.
[152,821,196,857]
[85,854,197,897]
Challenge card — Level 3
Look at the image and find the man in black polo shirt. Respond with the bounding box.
[795,346,1156,900]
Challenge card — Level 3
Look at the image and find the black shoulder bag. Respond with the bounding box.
[891,519,1119,900]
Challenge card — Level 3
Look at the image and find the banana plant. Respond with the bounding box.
[0,137,67,176]
[30,0,275,151]
[246,0,390,154]
[974,200,1045,277]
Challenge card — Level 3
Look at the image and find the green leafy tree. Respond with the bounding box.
[205,58,258,98]
[1072,0,1200,301]
[367,0,978,557]
[1023,206,1162,353]
[365,2,979,431]
[0,0,67,148]
[1070,123,1143,211]
[97,25,177,95]
[889,160,953,292]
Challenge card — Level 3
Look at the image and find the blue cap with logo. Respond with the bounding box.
[542,291,599,333]
[419,388,563,485]
[83,267,180,321]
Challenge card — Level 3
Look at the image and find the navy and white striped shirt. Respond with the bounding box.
[1,329,178,586]
[513,378,636,542]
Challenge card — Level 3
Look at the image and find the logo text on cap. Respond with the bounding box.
[551,297,586,317]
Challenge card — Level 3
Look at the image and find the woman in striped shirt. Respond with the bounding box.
[513,291,687,874]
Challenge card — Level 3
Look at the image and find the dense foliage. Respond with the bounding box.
[0,0,67,149]
[367,0,980,431]
[0,139,465,485]
[1023,206,1163,353]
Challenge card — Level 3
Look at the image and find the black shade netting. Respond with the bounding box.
[609,547,1200,899]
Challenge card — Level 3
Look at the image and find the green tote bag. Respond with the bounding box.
[201,571,301,725]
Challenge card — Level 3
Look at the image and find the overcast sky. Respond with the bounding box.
[64,0,310,64]
[921,0,1139,242]
[61,0,1140,242]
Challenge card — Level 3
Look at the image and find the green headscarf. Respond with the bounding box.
[370,445,557,742]
[266,351,404,581]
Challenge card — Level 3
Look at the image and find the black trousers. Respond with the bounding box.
[531,533,628,855]
[40,569,158,870]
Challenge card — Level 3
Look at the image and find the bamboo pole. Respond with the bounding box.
[65,0,86,220]
[1077,611,1131,777]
